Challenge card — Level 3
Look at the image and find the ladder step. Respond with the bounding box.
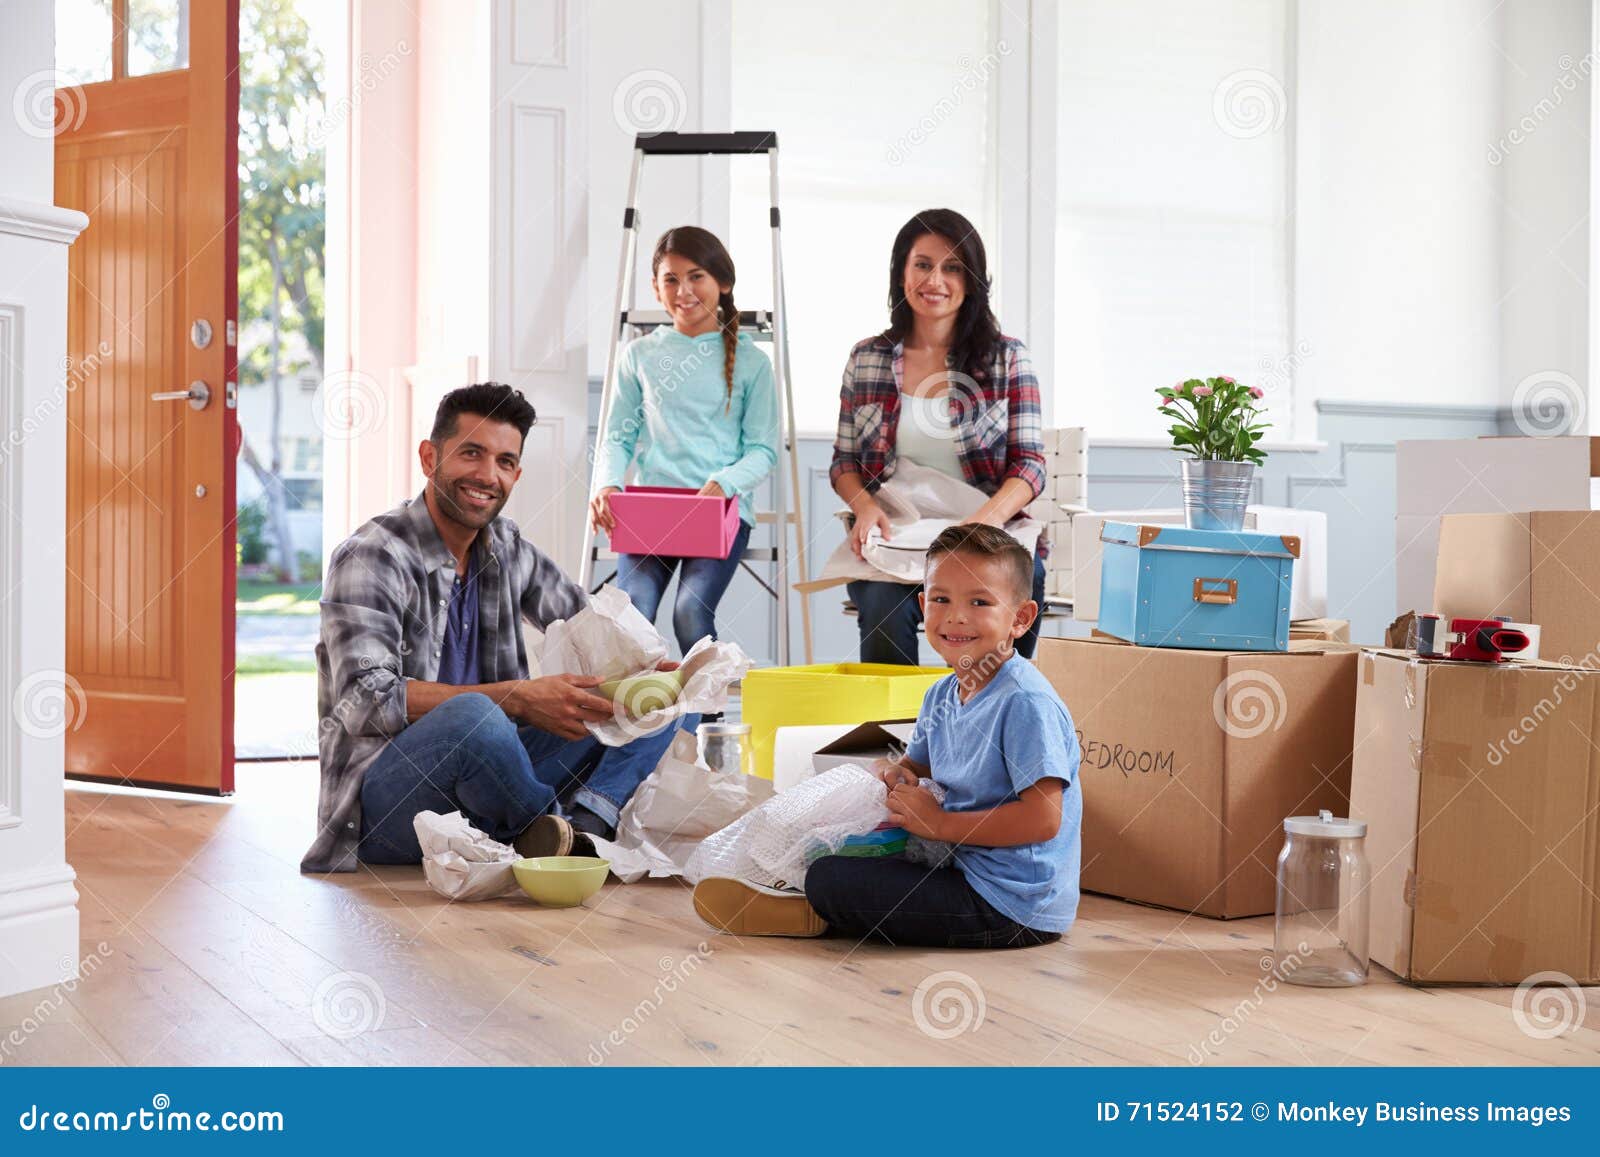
[754,512,803,525]
[635,131,776,155]
[622,309,772,333]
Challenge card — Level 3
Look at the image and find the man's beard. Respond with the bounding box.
[432,472,507,529]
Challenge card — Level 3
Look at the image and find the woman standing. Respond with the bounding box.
[831,208,1049,665]
[591,226,779,653]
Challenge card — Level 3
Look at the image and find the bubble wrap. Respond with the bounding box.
[685,765,889,890]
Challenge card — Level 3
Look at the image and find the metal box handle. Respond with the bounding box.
[1193,577,1238,605]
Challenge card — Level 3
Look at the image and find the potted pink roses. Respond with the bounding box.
[1155,376,1270,532]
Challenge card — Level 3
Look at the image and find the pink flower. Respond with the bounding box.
[1193,385,1214,398]
[1249,386,1264,399]
[1220,376,1235,384]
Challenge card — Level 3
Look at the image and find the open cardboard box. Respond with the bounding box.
[1432,510,1600,667]
[1395,435,1600,615]
[810,719,917,775]
[1035,635,1359,918]
[1351,647,1600,984]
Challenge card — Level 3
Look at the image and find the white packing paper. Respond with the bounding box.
[541,584,754,746]
[589,728,775,882]
[413,809,520,901]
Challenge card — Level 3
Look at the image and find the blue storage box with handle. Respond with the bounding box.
[1097,521,1299,651]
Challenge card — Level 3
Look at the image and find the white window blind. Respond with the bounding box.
[1056,0,1293,439]
[731,0,1000,435]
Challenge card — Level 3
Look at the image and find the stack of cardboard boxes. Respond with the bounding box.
[1029,434,1600,986]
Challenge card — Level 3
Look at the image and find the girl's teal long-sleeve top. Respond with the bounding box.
[594,326,779,525]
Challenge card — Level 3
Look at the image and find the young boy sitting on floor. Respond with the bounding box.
[693,523,1082,948]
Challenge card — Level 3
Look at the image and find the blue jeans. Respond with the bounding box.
[616,520,753,654]
[356,691,690,864]
[847,550,1048,665]
[805,855,1060,948]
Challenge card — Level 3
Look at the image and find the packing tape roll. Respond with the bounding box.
[771,723,857,794]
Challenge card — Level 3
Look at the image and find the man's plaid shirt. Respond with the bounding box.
[301,491,586,873]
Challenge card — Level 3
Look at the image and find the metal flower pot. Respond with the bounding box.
[1181,458,1255,532]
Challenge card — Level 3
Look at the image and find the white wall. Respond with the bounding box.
[585,0,731,379]
[0,0,86,998]
[1294,0,1590,440]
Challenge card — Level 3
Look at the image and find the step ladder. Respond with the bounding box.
[579,130,814,665]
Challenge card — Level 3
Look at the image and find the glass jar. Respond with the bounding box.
[1274,810,1370,987]
[697,721,754,778]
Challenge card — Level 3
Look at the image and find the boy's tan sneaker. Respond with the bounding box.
[692,877,828,937]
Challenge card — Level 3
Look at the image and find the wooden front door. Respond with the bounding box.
[55,0,240,793]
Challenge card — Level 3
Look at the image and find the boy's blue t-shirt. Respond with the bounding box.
[905,654,1082,933]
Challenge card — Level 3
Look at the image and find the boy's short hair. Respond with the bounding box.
[431,382,537,448]
[924,523,1034,602]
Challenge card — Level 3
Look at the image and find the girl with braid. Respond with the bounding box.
[591,226,779,654]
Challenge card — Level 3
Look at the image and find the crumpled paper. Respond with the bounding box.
[589,728,774,882]
[541,585,753,746]
[413,809,520,901]
[799,459,1042,592]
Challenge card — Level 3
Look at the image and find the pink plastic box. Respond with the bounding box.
[607,486,742,559]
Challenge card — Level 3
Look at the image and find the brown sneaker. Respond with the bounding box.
[513,814,597,859]
[692,877,827,937]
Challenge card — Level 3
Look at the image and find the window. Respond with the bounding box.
[55,0,189,83]
[56,0,114,84]
[1055,0,1292,439]
[731,0,1002,435]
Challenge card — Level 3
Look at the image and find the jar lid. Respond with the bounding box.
[696,721,751,737]
[1283,809,1367,838]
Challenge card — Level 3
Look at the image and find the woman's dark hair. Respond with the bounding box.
[885,208,1002,385]
[652,226,739,410]
[431,382,536,447]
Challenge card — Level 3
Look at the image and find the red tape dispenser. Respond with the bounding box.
[1414,614,1534,663]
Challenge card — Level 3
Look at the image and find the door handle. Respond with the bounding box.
[150,380,212,411]
[1192,577,1238,605]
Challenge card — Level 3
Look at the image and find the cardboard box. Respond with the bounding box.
[1035,636,1359,918]
[1395,436,1600,614]
[1290,617,1350,643]
[809,719,917,775]
[1351,648,1600,984]
[1074,507,1326,621]
[1433,510,1600,667]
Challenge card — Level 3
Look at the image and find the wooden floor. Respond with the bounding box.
[3,762,1598,1067]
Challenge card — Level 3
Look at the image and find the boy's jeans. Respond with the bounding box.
[356,691,690,864]
[804,854,1061,949]
[616,521,753,654]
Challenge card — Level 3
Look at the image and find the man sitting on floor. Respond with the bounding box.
[301,382,683,874]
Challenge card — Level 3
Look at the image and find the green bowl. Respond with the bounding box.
[597,670,684,717]
[512,856,611,907]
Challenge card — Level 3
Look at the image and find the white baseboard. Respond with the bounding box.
[0,865,80,998]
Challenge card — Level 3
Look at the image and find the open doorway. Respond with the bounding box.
[233,0,329,759]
